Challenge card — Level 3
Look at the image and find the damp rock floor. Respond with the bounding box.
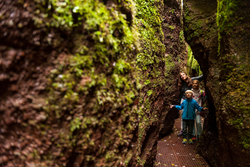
[155,117,210,167]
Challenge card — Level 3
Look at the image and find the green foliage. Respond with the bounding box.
[33,0,179,165]
[147,90,153,96]
[41,0,140,165]
[223,67,250,149]
[216,0,250,149]
[144,79,151,85]
[217,0,238,32]
[169,25,175,30]
[186,45,202,75]
[45,0,139,110]
[184,6,209,42]
[165,55,175,78]
[133,0,178,165]
[179,30,185,43]
[216,0,238,53]
[70,117,81,132]
[135,0,165,71]
[114,59,131,74]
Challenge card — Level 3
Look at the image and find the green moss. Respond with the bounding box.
[187,45,202,75]
[184,4,217,44]
[147,90,153,96]
[216,0,239,53]
[179,30,185,43]
[135,0,165,70]
[165,55,176,77]
[223,67,250,149]
[134,5,175,157]
[36,0,140,165]
[216,0,250,149]
[31,0,179,165]
[169,25,175,30]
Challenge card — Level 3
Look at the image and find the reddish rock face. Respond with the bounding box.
[134,0,184,165]
[0,0,183,166]
[184,0,250,166]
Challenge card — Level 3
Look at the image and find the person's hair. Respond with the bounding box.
[192,80,200,84]
[178,72,192,89]
[185,90,194,95]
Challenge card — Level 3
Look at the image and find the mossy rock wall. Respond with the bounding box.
[184,0,250,166]
[0,0,183,166]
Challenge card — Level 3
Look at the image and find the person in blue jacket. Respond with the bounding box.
[170,90,208,144]
[177,72,203,136]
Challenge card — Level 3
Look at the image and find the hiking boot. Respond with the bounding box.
[192,135,196,141]
[182,138,187,144]
[189,139,193,144]
[177,130,183,136]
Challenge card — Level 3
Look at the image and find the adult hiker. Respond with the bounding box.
[177,72,203,136]
[170,90,208,144]
[191,80,206,141]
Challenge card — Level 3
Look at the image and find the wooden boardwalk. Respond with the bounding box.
[155,117,210,167]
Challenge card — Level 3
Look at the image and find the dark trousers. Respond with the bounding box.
[183,119,194,139]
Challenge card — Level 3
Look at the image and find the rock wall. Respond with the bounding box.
[184,0,250,166]
[158,0,186,139]
[0,0,183,166]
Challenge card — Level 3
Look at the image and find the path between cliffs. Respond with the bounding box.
[155,116,210,167]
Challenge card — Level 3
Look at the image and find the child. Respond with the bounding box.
[177,72,203,136]
[191,80,206,141]
[170,90,208,144]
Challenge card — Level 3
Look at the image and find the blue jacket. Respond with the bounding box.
[174,99,203,120]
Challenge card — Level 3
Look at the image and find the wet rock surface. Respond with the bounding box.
[184,0,250,166]
[0,0,183,166]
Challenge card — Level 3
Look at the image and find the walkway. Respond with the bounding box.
[155,117,210,167]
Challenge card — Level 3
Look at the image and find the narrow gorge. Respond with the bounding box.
[0,0,249,167]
